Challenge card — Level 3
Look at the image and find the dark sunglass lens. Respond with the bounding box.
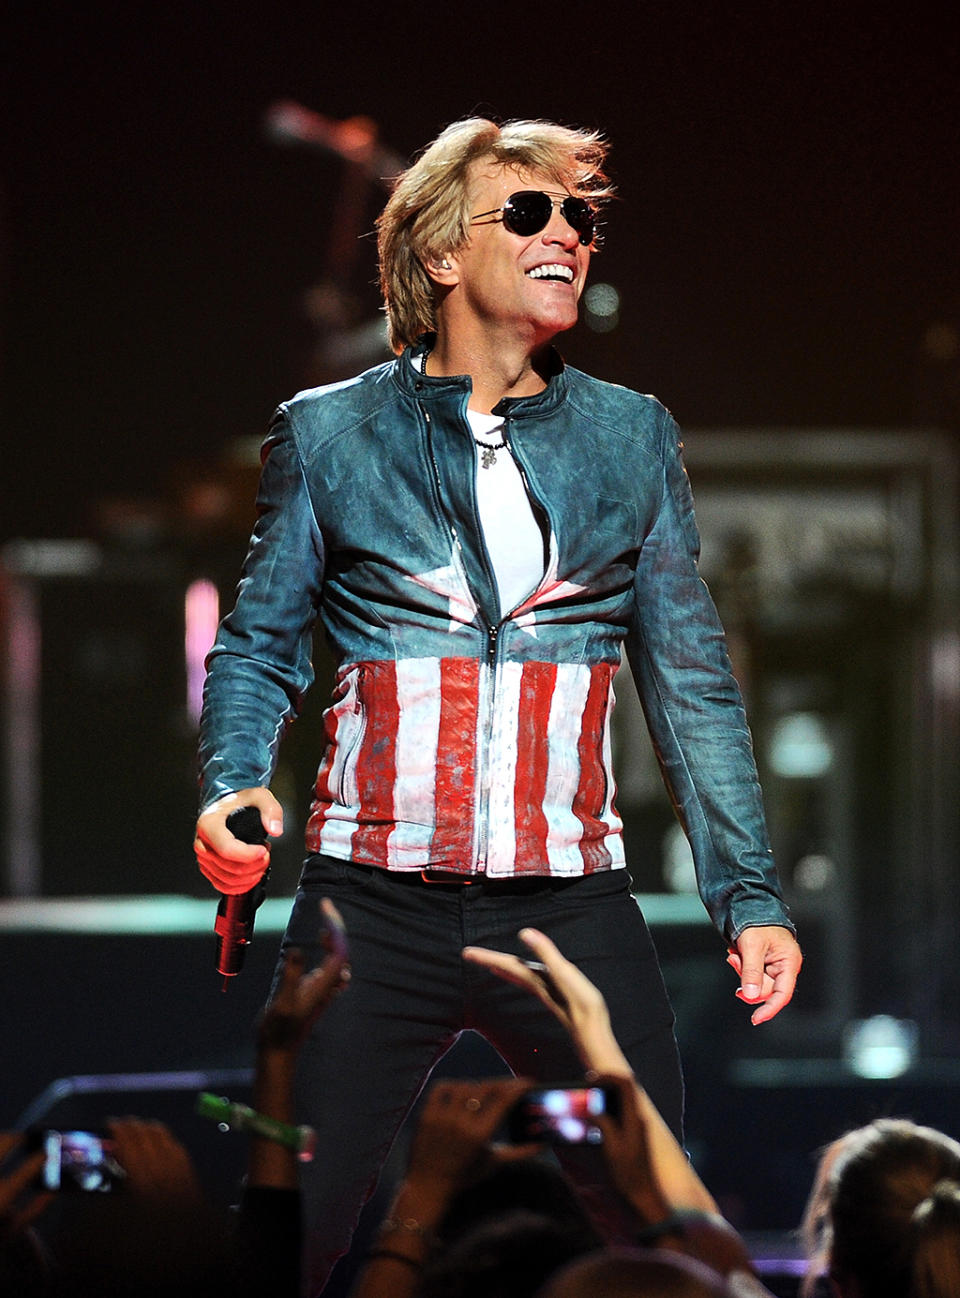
[502,191,553,236]
[562,198,596,245]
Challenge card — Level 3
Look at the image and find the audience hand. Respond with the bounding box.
[402,1076,536,1207]
[104,1118,204,1211]
[257,901,351,1059]
[463,926,630,1076]
[250,900,351,1192]
[463,931,718,1216]
[349,1076,534,1298]
[0,1133,52,1238]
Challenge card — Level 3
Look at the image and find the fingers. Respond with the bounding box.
[421,1076,533,1148]
[259,914,352,1053]
[194,788,283,894]
[462,944,571,1031]
[194,840,268,893]
[462,927,577,1002]
[104,1118,200,1201]
[732,971,777,1003]
[407,1076,534,1188]
[463,929,619,1074]
[320,897,349,963]
[427,1075,531,1118]
[288,945,352,1017]
[517,927,601,994]
[0,1149,47,1219]
[462,944,545,993]
[746,968,797,1025]
[0,1132,23,1167]
[728,926,803,1025]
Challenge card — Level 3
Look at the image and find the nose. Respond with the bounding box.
[543,207,581,251]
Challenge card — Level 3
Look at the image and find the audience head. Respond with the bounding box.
[802,1117,960,1298]
[417,1208,598,1298]
[432,1152,603,1248]
[416,1155,602,1298]
[537,1245,728,1297]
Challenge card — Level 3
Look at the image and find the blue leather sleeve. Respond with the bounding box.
[624,407,793,942]
[198,410,325,812]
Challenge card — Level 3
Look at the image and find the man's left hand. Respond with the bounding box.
[726,926,802,1025]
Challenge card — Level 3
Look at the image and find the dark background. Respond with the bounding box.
[3,2,958,542]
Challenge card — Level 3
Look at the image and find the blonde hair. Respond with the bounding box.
[376,117,614,354]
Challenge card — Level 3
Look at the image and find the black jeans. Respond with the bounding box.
[279,856,683,1296]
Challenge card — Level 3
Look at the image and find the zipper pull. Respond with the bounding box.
[487,625,499,663]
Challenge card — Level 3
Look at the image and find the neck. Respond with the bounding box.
[425,325,552,414]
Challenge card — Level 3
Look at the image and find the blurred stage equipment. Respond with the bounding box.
[680,427,960,1059]
[0,540,198,896]
[264,100,401,382]
[263,100,405,186]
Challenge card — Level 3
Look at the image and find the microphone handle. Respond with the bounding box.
[214,807,271,980]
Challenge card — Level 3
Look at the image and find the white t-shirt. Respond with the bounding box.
[467,409,546,617]
[408,353,546,617]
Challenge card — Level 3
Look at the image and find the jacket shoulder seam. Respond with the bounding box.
[279,374,403,454]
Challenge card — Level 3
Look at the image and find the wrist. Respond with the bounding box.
[633,1208,713,1245]
[576,1026,630,1075]
[624,1188,672,1225]
[373,1211,436,1265]
[254,1048,298,1076]
[391,1175,453,1219]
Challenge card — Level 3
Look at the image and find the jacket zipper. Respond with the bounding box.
[422,401,504,871]
[475,622,500,870]
[337,664,366,805]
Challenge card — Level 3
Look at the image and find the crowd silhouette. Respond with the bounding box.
[2,910,958,1297]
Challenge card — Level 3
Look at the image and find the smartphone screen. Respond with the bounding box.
[507,1084,618,1145]
[40,1130,121,1192]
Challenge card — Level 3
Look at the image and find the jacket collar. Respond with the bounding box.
[392,335,569,418]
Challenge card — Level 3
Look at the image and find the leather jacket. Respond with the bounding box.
[199,341,792,942]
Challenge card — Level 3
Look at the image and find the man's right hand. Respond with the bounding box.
[194,788,283,894]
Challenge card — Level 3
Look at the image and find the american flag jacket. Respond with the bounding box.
[200,342,792,943]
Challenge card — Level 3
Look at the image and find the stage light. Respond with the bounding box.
[583,282,620,333]
[185,579,219,724]
[843,1015,918,1079]
[768,711,833,779]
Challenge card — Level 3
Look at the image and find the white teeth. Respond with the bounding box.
[527,264,574,281]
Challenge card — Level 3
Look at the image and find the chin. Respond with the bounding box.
[534,304,579,337]
[550,311,579,336]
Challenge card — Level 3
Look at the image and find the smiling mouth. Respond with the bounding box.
[526,264,575,282]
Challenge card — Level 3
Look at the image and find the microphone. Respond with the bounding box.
[214,806,271,989]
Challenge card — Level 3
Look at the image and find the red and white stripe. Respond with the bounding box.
[305,657,624,877]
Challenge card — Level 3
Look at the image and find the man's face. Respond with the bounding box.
[445,161,592,347]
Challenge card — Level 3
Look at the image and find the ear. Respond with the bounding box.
[423,254,460,288]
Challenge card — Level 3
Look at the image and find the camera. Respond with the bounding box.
[30,1129,124,1192]
[507,1083,621,1145]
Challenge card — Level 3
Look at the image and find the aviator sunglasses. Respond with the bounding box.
[469,190,597,246]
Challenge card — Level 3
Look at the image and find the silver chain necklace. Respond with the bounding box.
[476,438,507,468]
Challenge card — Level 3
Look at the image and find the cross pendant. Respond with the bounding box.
[480,445,498,469]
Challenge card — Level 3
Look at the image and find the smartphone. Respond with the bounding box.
[32,1129,124,1192]
[507,1083,620,1145]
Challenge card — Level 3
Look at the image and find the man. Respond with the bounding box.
[195,117,802,1294]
